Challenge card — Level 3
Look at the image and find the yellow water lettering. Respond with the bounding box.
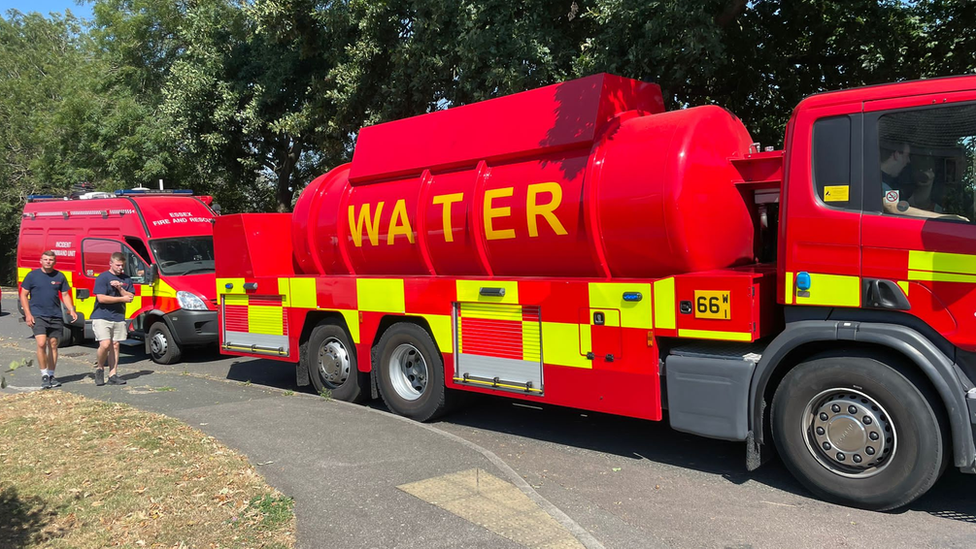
[526,182,567,237]
[348,202,385,247]
[432,193,464,242]
[484,187,516,241]
[387,199,415,245]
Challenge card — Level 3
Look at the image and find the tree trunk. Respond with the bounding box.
[275,139,303,213]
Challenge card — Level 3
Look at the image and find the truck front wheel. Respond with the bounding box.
[375,323,448,422]
[771,355,946,510]
[148,322,182,364]
[303,322,366,402]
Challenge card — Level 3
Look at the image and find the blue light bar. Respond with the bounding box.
[27,194,56,200]
[622,292,643,302]
[115,189,194,195]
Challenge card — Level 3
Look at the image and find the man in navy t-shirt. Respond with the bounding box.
[92,251,135,386]
[19,250,78,389]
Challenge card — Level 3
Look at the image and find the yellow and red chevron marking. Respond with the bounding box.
[458,303,540,361]
[223,294,287,336]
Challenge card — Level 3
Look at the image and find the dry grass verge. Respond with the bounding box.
[0,391,295,548]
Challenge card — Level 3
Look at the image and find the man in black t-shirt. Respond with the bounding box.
[19,251,78,389]
[92,252,134,386]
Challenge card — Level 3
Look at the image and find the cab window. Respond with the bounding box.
[877,103,976,223]
[81,239,150,284]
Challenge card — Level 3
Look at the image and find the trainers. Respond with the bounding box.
[48,376,62,388]
[108,375,126,385]
[41,375,52,389]
[94,369,105,386]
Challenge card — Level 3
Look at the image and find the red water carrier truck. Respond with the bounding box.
[214,73,976,510]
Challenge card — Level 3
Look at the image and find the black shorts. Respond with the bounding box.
[32,316,64,338]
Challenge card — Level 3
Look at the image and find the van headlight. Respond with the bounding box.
[177,291,208,311]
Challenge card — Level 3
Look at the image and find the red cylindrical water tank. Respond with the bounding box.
[291,75,755,279]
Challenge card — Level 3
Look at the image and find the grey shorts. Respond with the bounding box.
[31,316,64,338]
[93,319,127,342]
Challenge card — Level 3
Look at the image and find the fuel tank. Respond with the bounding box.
[291,73,756,279]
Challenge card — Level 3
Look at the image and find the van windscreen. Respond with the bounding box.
[150,236,215,276]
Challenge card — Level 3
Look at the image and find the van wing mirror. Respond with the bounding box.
[146,264,158,285]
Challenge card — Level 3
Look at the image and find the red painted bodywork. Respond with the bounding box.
[218,72,976,423]
[292,74,756,279]
[18,194,220,329]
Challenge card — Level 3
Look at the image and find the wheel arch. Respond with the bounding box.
[297,310,357,386]
[751,320,975,471]
[370,315,445,364]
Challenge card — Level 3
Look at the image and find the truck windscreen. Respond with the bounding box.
[150,236,215,276]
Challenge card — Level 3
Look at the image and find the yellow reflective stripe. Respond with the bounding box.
[216,278,244,297]
[125,297,144,318]
[678,329,752,342]
[338,309,360,344]
[908,270,976,283]
[909,250,976,275]
[420,313,453,353]
[248,306,283,335]
[459,302,522,320]
[784,271,794,304]
[277,277,318,307]
[289,278,317,308]
[153,278,177,299]
[456,280,519,304]
[653,277,675,330]
[17,267,30,283]
[588,282,652,329]
[453,377,544,393]
[522,321,541,362]
[897,280,910,297]
[794,273,860,307]
[223,294,248,306]
[357,278,405,313]
[541,322,591,369]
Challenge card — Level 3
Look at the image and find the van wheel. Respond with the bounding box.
[60,324,82,347]
[148,322,182,364]
[303,322,366,402]
[375,323,449,422]
[771,355,946,510]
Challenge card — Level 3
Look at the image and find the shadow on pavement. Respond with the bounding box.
[436,394,976,515]
[0,486,55,547]
[226,359,304,392]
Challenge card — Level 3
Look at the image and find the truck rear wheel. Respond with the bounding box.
[771,355,946,510]
[375,323,448,422]
[148,322,182,364]
[303,322,366,402]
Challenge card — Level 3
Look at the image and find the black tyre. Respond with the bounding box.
[59,324,82,347]
[375,322,449,422]
[303,322,366,402]
[771,355,946,510]
[148,322,182,364]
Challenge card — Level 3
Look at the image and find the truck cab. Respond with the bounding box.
[17,189,219,363]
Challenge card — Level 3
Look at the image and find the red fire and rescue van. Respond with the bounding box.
[18,189,219,363]
[214,73,976,510]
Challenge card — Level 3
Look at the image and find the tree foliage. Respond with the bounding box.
[2,0,976,283]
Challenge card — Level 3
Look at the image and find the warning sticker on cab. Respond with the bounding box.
[694,291,731,320]
[823,185,850,202]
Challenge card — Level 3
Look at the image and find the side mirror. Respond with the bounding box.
[146,264,158,286]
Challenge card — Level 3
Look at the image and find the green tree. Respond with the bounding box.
[0,12,90,283]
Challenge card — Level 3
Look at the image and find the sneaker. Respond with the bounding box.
[94,369,105,386]
[108,375,126,385]
[48,376,62,388]
[41,375,52,389]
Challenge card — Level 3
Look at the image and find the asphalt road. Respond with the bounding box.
[1,291,975,548]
